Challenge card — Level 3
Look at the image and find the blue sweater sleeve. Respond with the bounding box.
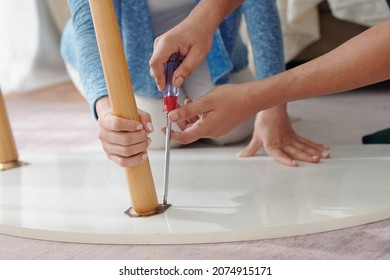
[243,0,285,79]
[65,0,120,118]
[63,0,159,117]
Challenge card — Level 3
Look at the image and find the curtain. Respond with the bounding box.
[277,0,390,62]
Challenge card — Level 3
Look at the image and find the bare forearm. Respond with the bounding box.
[249,19,390,111]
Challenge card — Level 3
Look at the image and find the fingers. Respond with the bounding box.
[150,33,207,91]
[295,134,330,158]
[100,113,144,132]
[108,152,149,168]
[138,108,154,133]
[238,134,300,167]
[238,137,263,157]
[264,135,330,167]
[266,147,300,167]
[98,126,148,147]
[279,144,321,164]
[103,138,151,168]
[150,49,203,90]
[168,102,190,131]
[290,141,322,161]
[149,37,180,91]
[168,121,205,144]
[169,98,208,124]
[172,48,205,88]
[172,99,200,131]
[98,125,151,167]
[244,128,331,167]
[183,99,199,124]
[163,98,210,145]
[98,112,152,167]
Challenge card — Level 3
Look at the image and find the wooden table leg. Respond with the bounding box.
[0,89,25,171]
[89,0,163,216]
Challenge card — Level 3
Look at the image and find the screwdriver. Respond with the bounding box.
[162,53,182,206]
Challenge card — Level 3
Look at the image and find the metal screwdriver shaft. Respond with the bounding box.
[163,117,172,206]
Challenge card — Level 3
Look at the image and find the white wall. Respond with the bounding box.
[0,0,69,95]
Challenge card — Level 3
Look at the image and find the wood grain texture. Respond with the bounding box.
[89,0,158,214]
[0,89,19,164]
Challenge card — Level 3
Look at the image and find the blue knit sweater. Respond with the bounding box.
[61,0,284,115]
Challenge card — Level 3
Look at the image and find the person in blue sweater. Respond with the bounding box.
[61,0,328,167]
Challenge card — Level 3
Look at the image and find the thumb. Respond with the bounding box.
[168,99,206,123]
[172,49,204,88]
[238,137,263,157]
[137,109,153,132]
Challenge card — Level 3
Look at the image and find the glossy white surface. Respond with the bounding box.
[0,145,390,244]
